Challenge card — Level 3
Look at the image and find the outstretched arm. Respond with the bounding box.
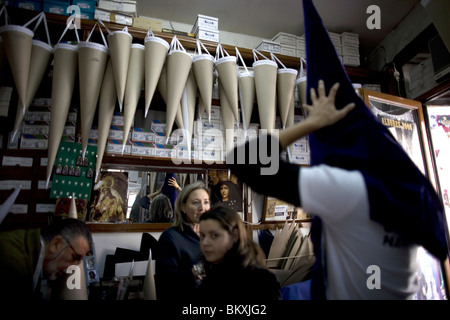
[279,80,355,150]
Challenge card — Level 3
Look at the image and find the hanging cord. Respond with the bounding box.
[57,15,80,43]
[270,52,286,69]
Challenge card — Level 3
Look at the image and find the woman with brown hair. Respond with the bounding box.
[194,204,280,301]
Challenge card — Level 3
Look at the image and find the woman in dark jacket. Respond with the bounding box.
[195,205,281,301]
[155,181,210,300]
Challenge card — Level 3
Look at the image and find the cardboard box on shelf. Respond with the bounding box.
[340,32,359,46]
[191,14,219,33]
[255,40,281,54]
[272,32,297,47]
[131,141,155,157]
[132,16,162,32]
[106,139,132,155]
[194,27,219,43]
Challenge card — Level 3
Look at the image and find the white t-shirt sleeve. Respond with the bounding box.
[299,164,368,222]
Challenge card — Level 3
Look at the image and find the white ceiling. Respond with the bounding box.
[137,0,420,50]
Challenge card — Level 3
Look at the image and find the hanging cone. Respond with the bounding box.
[144,30,169,118]
[157,63,184,131]
[143,249,157,300]
[78,41,109,158]
[68,193,78,219]
[296,76,308,107]
[107,28,132,113]
[46,43,78,189]
[238,71,255,130]
[286,93,295,162]
[122,44,145,154]
[277,68,298,129]
[215,54,239,121]
[253,54,278,131]
[95,59,117,183]
[219,81,235,156]
[11,40,53,141]
[184,69,197,140]
[0,24,33,113]
[192,40,214,121]
[165,36,192,138]
[0,186,21,225]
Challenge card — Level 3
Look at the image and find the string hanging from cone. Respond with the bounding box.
[236,47,255,136]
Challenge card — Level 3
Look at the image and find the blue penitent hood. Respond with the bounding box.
[302,0,449,297]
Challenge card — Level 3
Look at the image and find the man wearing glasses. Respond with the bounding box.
[0,218,92,299]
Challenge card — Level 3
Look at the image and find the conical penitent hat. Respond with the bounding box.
[215,55,239,121]
[302,0,447,260]
[12,40,53,141]
[96,59,117,183]
[107,29,132,113]
[46,43,78,189]
[253,57,278,131]
[165,36,192,138]
[122,44,145,153]
[78,41,109,158]
[193,54,214,121]
[144,32,169,118]
[277,68,297,129]
[238,71,255,131]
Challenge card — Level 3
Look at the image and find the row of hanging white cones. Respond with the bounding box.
[0,7,308,193]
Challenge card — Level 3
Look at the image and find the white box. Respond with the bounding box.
[131,141,155,157]
[255,40,281,54]
[290,153,310,165]
[199,105,221,121]
[153,144,174,158]
[272,32,297,47]
[150,119,166,133]
[297,49,306,59]
[342,55,360,67]
[342,45,359,56]
[280,44,297,57]
[111,112,124,125]
[328,31,342,46]
[132,127,155,142]
[341,32,359,46]
[195,27,219,43]
[192,14,219,32]
[97,0,137,14]
[296,36,305,50]
[106,139,131,155]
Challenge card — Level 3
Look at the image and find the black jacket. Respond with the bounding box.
[194,253,281,302]
[155,225,201,300]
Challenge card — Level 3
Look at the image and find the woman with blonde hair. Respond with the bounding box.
[195,204,280,301]
[155,180,210,300]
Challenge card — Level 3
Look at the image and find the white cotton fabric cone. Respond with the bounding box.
[96,59,117,183]
[215,56,239,121]
[53,259,88,300]
[219,81,235,156]
[296,76,307,106]
[185,69,197,140]
[277,68,298,129]
[78,41,109,158]
[165,50,192,137]
[0,25,33,112]
[253,59,278,131]
[144,36,169,117]
[122,44,144,152]
[69,194,78,219]
[107,30,132,112]
[143,250,156,300]
[12,40,53,140]
[157,63,184,131]
[238,71,255,130]
[192,54,214,120]
[0,186,21,225]
[46,44,78,188]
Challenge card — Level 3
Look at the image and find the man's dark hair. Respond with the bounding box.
[41,218,93,249]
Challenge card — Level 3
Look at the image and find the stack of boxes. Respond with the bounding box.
[271,32,298,58]
[95,0,137,26]
[192,14,219,43]
[12,1,97,20]
[340,32,360,67]
[286,115,310,165]
[17,98,77,150]
[407,57,438,99]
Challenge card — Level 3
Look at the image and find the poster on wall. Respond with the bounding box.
[50,141,97,201]
[88,172,128,222]
[207,169,243,213]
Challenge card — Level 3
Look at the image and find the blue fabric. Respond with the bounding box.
[302,0,448,299]
[162,172,177,211]
[281,280,312,300]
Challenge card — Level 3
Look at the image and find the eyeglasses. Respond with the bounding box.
[62,235,84,265]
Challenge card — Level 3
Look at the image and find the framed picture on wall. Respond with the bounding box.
[207,169,243,214]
